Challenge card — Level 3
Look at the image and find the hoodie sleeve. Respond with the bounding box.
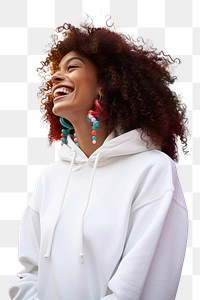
[9,200,40,300]
[100,188,188,300]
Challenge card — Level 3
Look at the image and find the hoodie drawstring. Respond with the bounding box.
[79,153,100,263]
[44,151,77,259]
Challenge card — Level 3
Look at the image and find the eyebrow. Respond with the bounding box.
[57,56,85,71]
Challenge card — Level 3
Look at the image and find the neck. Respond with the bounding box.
[72,119,107,157]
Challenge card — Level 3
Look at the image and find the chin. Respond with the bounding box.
[52,104,75,122]
[52,101,68,115]
[52,105,60,116]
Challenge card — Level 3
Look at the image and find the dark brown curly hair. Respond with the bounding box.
[37,22,188,162]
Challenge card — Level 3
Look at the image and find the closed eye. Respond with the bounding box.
[67,65,79,70]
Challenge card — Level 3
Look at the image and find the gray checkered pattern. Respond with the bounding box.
[0,0,199,299]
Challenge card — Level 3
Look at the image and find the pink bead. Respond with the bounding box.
[92,140,97,144]
[74,138,78,142]
[88,114,93,119]
[91,117,96,122]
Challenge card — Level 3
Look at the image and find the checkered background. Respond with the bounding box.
[0,0,199,299]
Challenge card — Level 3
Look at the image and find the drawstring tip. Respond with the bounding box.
[44,253,49,259]
[79,252,85,264]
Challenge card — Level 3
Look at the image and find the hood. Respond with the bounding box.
[44,129,160,262]
[59,128,159,165]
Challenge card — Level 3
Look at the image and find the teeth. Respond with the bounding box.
[53,86,73,97]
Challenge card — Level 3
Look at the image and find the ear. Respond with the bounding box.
[97,88,103,99]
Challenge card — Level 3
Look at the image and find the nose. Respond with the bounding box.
[51,71,66,84]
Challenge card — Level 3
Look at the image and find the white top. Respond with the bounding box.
[9,129,188,300]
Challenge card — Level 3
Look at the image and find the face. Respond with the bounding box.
[51,51,100,121]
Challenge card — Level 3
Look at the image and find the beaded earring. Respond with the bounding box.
[86,99,102,145]
[59,117,76,145]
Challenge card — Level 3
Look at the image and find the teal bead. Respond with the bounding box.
[61,129,69,135]
[60,117,73,130]
[92,121,100,130]
[93,120,99,127]
[86,115,91,122]
[92,136,97,140]
[61,137,67,144]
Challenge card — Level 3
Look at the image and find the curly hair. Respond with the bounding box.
[37,22,188,162]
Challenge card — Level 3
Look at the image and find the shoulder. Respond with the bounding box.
[29,160,69,210]
[134,149,177,176]
[132,150,179,195]
[131,150,186,209]
[39,160,69,177]
[138,148,173,163]
[32,160,70,191]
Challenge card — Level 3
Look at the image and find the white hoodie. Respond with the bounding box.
[9,129,188,300]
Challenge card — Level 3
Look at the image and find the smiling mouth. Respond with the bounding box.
[53,86,74,102]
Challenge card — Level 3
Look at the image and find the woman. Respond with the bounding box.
[9,22,188,300]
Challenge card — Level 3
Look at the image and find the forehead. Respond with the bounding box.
[59,51,84,65]
[57,51,97,73]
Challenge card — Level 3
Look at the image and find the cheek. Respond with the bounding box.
[78,77,99,93]
[85,73,99,89]
[72,69,99,94]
